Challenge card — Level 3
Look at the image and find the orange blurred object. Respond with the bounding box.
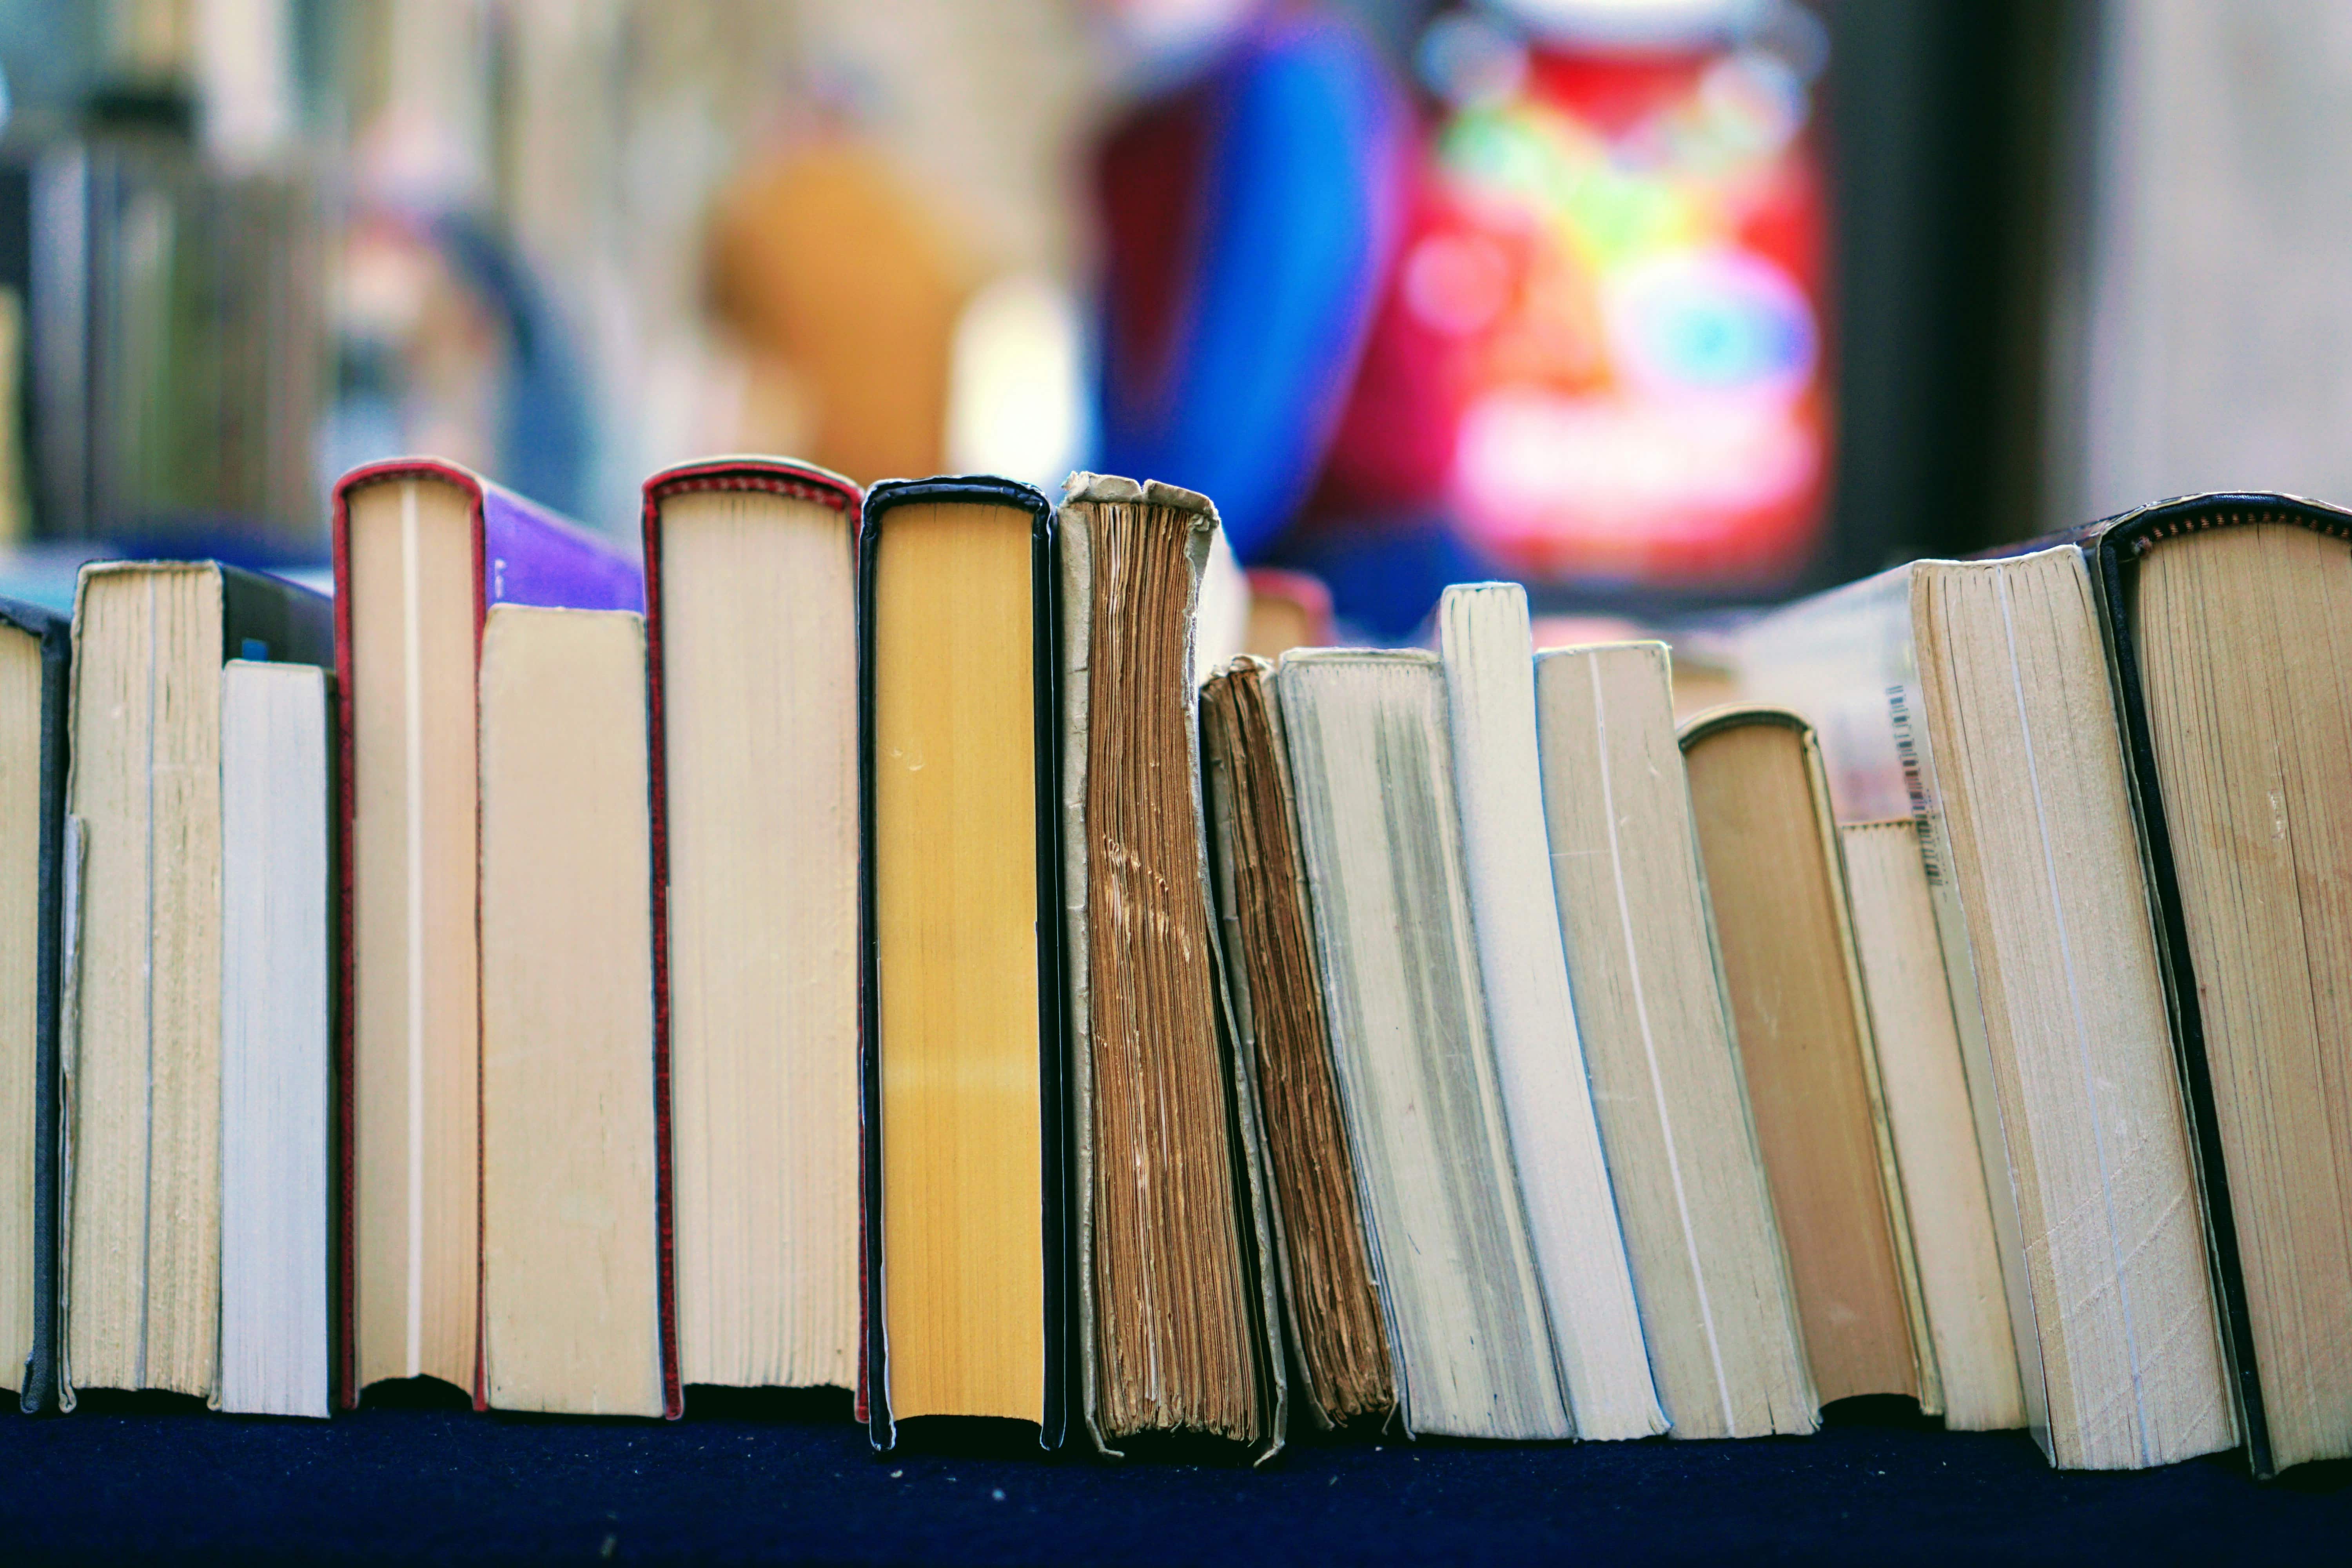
[706,136,979,485]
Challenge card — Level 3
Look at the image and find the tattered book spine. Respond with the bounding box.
[1059,472,1286,1463]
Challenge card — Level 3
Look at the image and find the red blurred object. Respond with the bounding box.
[1323,29,1835,588]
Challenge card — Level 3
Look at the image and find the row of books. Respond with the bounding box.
[0,459,2340,1481]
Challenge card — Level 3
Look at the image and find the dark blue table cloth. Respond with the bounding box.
[4,1392,2343,1563]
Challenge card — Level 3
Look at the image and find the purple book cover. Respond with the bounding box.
[479,480,644,618]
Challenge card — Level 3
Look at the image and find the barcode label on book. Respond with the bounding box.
[1887,684,1943,884]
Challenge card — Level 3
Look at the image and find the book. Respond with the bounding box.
[1198,657,1396,1430]
[2073,493,2352,1475]
[0,596,67,1412]
[218,660,332,1419]
[642,457,864,1398]
[477,606,664,1417]
[1058,474,1283,1458]
[331,459,643,1411]
[1277,647,1569,1440]
[1677,705,1935,1411]
[60,561,331,1406]
[1436,585,1662,1441]
[1731,546,2235,1470]
[1531,643,1815,1439]
[1836,819,2025,1432]
[858,477,1068,1452]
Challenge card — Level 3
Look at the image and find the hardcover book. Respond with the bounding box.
[1677,705,1936,1413]
[1058,474,1285,1460]
[642,457,865,1401]
[0,596,67,1412]
[2071,494,2352,1477]
[331,459,644,1412]
[857,476,1069,1452]
[61,562,332,1407]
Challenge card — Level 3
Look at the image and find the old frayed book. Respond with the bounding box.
[1438,586,1661,1441]
[1836,819,2025,1432]
[859,477,1068,1452]
[1732,546,2234,1470]
[1678,706,1935,1412]
[643,458,864,1399]
[1059,474,1282,1459]
[332,459,643,1410]
[2074,494,2352,1477]
[1278,648,1568,1440]
[1531,644,1815,1439]
[477,606,665,1417]
[61,561,331,1406]
[218,661,332,1418]
[0,596,67,1412]
[1198,657,1396,1431]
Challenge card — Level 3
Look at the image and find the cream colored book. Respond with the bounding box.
[1837,819,2024,1432]
[477,605,662,1418]
[1532,643,1816,1440]
[1678,706,1935,1413]
[1439,586,1661,1442]
[1733,548,2234,1469]
[218,661,332,1419]
[59,561,330,1408]
[644,459,864,1397]
[1278,648,1570,1441]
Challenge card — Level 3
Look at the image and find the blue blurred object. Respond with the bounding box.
[1093,10,1408,562]
[433,213,591,522]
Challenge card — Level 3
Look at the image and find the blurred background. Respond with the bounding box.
[0,0,2346,639]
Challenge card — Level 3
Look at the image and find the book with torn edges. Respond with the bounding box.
[1837,818,2025,1433]
[642,458,865,1402]
[331,459,646,1413]
[1199,657,1397,1432]
[1531,643,1815,1439]
[218,660,333,1418]
[858,476,1069,1453]
[60,561,332,1409]
[0,596,67,1412]
[1437,586,1662,1441]
[1058,474,1285,1461]
[1677,706,1936,1414]
[2078,493,2352,1477]
[1277,647,1570,1440]
[477,606,664,1417]
[1730,548,2234,1470]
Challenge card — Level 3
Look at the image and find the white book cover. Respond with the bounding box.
[1439,585,1663,1441]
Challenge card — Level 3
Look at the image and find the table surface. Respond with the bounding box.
[5,1390,2345,1563]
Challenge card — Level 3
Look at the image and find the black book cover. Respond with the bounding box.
[2073,491,2352,1481]
[217,564,335,672]
[855,477,1069,1455]
[2,595,69,1413]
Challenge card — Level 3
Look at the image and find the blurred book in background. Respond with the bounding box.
[1,134,325,557]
